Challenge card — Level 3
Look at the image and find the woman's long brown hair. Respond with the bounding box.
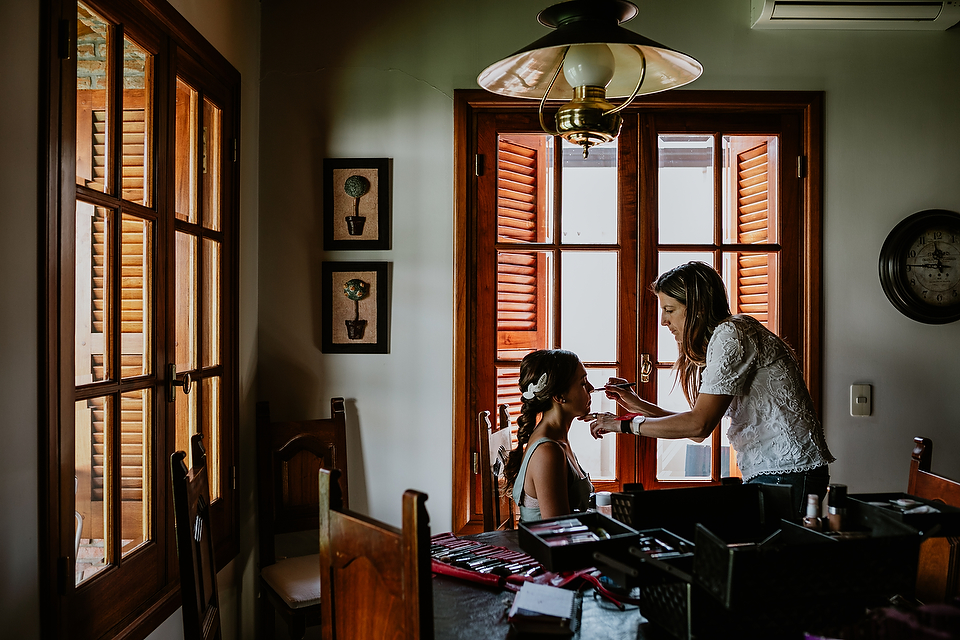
[502,349,581,494]
[653,262,732,406]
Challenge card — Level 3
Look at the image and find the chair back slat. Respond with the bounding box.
[172,434,222,640]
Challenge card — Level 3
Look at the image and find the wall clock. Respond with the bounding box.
[879,209,960,324]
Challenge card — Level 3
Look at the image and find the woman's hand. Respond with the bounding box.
[581,412,623,439]
[602,377,641,409]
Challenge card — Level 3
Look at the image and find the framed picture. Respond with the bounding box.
[323,157,390,250]
[321,261,389,353]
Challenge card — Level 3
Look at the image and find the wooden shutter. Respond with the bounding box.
[496,137,547,351]
[734,141,770,325]
[495,136,548,426]
[87,118,148,509]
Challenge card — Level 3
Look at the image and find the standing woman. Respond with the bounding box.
[504,349,595,523]
[589,261,834,516]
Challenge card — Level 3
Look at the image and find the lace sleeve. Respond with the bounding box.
[699,320,757,396]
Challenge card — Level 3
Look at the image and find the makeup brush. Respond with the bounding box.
[591,382,636,393]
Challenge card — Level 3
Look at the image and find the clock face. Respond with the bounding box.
[904,223,960,307]
[879,209,960,324]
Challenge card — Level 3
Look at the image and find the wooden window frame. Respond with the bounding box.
[453,89,823,533]
[40,0,241,638]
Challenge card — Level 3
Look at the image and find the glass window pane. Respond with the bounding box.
[202,239,220,367]
[202,97,221,230]
[176,378,198,470]
[656,373,710,481]
[497,134,553,244]
[76,2,110,194]
[722,135,778,245]
[120,389,150,557]
[719,417,738,479]
[176,232,197,371]
[495,366,521,440]
[121,36,152,206]
[568,367,618,481]
[561,138,617,245]
[560,251,617,362]
[656,252,714,364]
[121,214,151,377]
[658,135,714,244]
[175,78,198,223]
[497,251,553,358]
[202,376,221,500]
[75,395,112,585]
[76,203,110,385]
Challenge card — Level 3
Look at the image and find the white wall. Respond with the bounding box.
[257,0,960,540]
[0,0,41,636]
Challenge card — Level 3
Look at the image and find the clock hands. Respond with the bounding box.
[915,242,954,274]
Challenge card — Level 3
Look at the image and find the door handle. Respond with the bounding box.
[167,363,192,402]
[640,354,653,384]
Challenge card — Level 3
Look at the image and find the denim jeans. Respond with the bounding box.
[746,465,830,518]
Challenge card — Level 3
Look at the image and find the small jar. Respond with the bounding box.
[595,491,613,517]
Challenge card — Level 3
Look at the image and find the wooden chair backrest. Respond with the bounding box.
[318,468,433,640]
[172,434,222,640]
[256,398,347,567]
[907,436,960,603]
[909,437,960,506]
[478,407,516,531]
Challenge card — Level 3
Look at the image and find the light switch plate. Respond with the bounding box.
[850,384,872,417]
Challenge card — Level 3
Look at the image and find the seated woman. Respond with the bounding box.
[503,349,595,523]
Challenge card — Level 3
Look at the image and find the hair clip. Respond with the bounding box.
[522,372,548,400]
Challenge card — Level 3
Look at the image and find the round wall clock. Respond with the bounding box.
[879,209,960,324]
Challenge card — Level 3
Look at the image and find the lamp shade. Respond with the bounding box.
[477,0,702,100]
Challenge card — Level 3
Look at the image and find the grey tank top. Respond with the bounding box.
[512,437,593,523]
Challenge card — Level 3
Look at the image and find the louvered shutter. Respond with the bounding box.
[496,138,547,350]
[87,111,147,508]
[734,141,771,325]
[495,137,548,425]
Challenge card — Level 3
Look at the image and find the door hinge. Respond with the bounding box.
[231,465,237,490]
[797,155,807,179]
[475,154,484,177]
[472,452,479,475]
[57,556,69,595]
[232,138,238,163]
[58,19,72,60]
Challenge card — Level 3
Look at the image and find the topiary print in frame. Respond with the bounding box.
[321,261,389,353]
[323,158,390,250]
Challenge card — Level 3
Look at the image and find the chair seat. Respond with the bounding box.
[261,554,321,609]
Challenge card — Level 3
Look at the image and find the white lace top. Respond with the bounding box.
[699,315,834,481]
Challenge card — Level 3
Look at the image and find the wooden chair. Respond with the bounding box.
[908,436,960,603]
[478,406,516,531]
[318,468,433,640]
[172,434,222,640]
[256,398,348,639]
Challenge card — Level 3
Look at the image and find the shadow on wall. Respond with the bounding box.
[255,343,370,514]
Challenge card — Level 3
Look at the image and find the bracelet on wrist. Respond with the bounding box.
[620,415,646,435]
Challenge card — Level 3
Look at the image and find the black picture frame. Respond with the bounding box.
[323,158,390,250]
[321,261,389,353]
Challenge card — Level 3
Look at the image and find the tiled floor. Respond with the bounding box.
[75,537,134,584]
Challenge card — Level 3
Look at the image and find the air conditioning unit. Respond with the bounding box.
[751,0,960,29]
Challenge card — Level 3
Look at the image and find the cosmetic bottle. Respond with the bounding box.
[826,484,847,532]
[595,491,612,517]
[802,494,822,531]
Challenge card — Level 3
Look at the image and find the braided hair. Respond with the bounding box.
[653,262,732,406]
[503,349,581,494]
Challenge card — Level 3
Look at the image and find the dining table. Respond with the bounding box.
[431,530,656,640]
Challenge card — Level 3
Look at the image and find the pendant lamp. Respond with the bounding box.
[477,0,703,158]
